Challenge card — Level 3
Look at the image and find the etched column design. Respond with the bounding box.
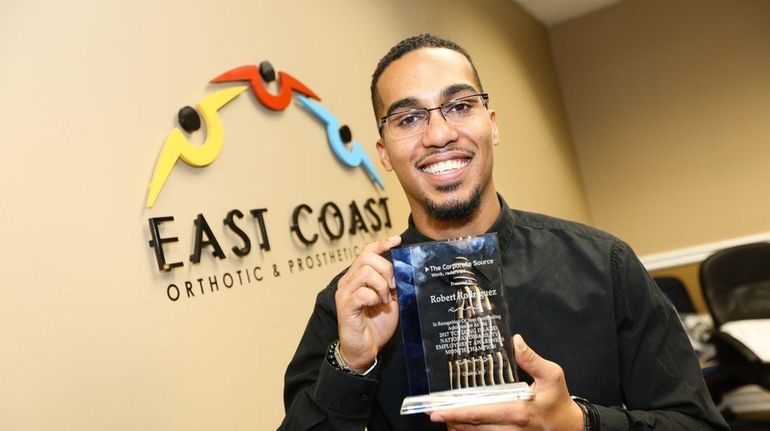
[448,256,515,389]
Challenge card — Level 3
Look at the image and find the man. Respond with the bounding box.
[280,34,728,431]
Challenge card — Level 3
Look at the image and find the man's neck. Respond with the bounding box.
[412,191,502,240]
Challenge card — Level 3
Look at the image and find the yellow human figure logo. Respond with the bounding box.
[146,86,247,208]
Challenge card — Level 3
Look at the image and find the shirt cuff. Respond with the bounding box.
[311,355,380,417]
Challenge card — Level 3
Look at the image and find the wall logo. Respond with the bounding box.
[146,60,383,208]
[144,60,392,302]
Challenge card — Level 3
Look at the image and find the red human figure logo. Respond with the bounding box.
[210,61,320,111]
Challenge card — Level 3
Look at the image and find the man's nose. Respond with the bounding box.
[421,109,458,147]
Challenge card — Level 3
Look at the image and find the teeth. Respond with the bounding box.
[422,159,468,174]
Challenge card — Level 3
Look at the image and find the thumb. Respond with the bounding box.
[513,334,552,381]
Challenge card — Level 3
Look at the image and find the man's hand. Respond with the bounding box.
[429,334,584,431]
[335,236,402,373]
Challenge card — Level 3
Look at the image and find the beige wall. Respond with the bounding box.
[550,0,770,256]
[432,1,592,222]
[0,0,586,429]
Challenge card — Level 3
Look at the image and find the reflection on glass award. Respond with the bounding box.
[392,234,532,415]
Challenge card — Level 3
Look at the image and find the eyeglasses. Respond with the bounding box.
[379,93,490,139]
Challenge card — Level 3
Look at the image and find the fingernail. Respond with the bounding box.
[388,235,400,242]
[391,276,396,288]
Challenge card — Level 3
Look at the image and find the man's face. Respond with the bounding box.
[375,48,498,221]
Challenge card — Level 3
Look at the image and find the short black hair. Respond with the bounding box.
[370,34,483,122]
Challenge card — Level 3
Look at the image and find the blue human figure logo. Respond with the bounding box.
[295,95,384,190]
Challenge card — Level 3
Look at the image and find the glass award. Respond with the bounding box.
[392,233,532,415]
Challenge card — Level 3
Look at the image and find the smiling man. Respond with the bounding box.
[279,34,728,431]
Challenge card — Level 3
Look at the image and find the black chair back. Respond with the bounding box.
[699,242,770,327]
[653,276,696,314]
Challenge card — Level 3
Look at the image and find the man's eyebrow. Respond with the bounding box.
[441,84,476,99]
[385,97,420,117]
[383,84,479,117]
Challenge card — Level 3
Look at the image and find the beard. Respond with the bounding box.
[424,183,483,221]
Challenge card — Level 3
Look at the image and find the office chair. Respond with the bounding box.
[653,276,696,314]
[654,276,716,371]
[699,242,770,400]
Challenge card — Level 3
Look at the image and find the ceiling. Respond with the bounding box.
[512,0,623,26]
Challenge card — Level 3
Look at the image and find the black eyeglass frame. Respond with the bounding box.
[378,92,490,135]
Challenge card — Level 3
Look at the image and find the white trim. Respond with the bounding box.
[640,232,770,271]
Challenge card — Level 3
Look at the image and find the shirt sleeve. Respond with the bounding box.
[278,280,381,431]
[599,241,729,430]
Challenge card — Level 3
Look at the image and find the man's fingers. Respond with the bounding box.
[362,235,402,255]
[344,266,393,304]
[339,236,401,302]
[349,235,401,278]
[346,250,394,283]
[351,282,386,308]
[349,236,401,274]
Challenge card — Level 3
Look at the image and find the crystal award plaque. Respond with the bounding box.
[392,233,532,414]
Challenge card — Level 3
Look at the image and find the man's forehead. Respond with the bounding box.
[379,48,475,87]
[376,48,478,112]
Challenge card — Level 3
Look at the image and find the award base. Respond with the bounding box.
[399,382,533,415]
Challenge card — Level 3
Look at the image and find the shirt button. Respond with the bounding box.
[360,394,369,401]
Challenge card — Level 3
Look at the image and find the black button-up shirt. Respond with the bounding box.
[280,197,728,430]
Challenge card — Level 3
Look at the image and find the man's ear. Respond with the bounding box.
[489,110,499,146]
[376,139,393,171]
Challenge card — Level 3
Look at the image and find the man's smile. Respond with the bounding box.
[416,149,474,177]
[420,158,470,175]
